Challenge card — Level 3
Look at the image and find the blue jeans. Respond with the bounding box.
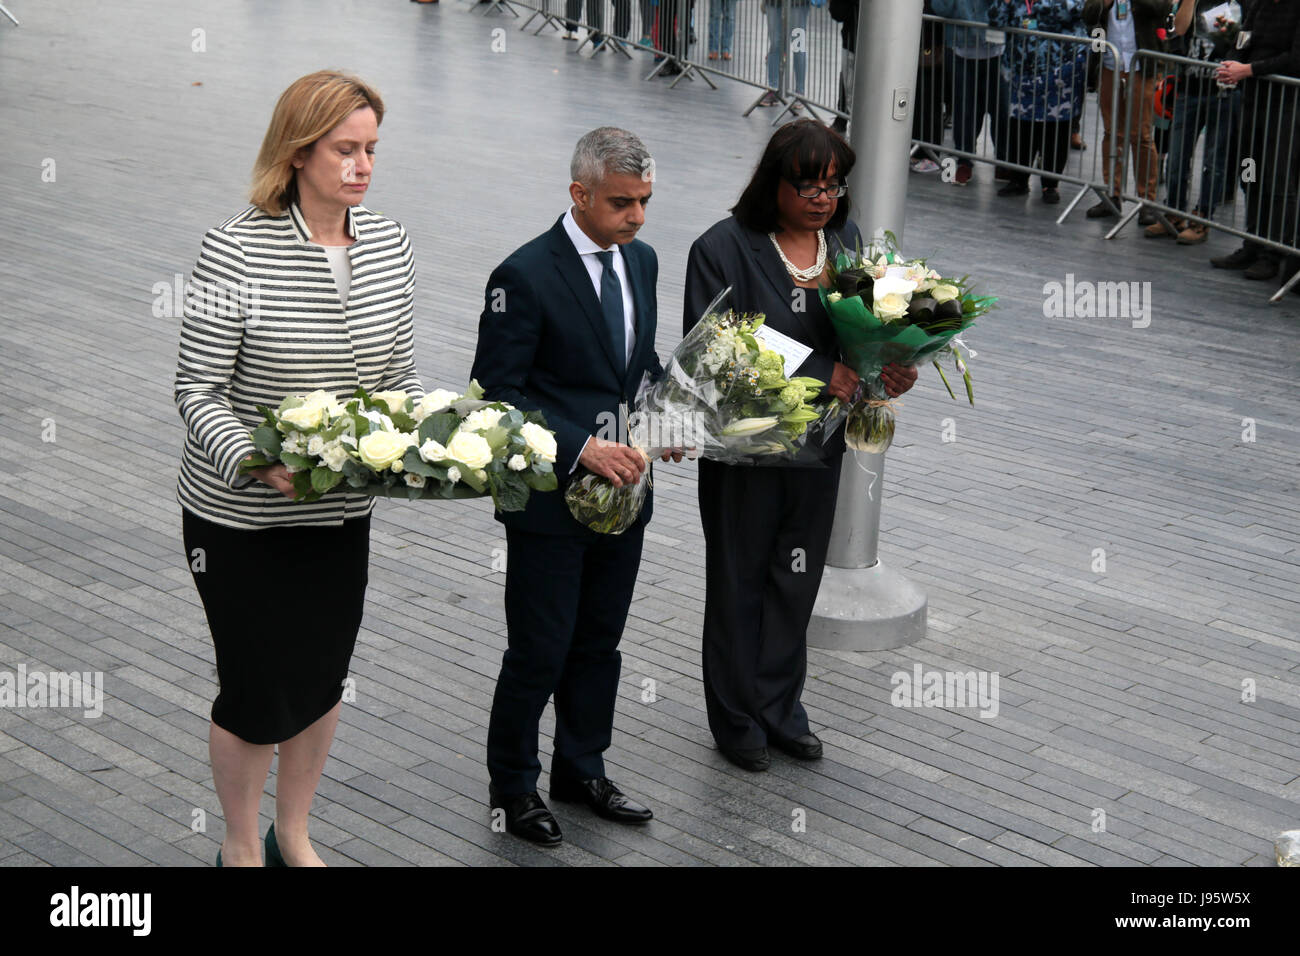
[709,0,735,54]
[766,3,808,94]
[1166,83,1238,219]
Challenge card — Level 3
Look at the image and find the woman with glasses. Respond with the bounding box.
[683,120,917,772]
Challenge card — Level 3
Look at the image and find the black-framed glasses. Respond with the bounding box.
[790,180,848,200]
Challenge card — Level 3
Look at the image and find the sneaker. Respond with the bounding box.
[1210,245,1258,269]
[1176,222,1209,244]
[1042,186,1060,204]
[1144,217,1185,238]
[758,91,781,107]
[1086,199,1119,218]
[997,180,1029,196]
[910,157,941,174]
[1243,256,1279,280]
[954,163,973,185]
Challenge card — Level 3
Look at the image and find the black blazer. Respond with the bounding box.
[471,215,664,536]
[683,215,861,459]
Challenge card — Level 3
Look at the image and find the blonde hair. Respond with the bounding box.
[250,70,385,216]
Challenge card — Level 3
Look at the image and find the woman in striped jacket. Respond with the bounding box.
[174,70,423,867]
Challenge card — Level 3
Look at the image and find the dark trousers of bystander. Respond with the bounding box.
[1006,117,1072,190]
[950,53,1008,168]
[1241,83,1300,265]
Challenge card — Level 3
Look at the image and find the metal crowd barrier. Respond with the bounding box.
[470,3,1300,301]
[1121,48,1300,300]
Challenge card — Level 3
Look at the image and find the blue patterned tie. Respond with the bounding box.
[594,250,626,374]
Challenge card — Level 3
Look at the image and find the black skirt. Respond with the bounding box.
[182,508,370,745]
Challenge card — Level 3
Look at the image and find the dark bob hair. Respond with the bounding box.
[730,119,856,234]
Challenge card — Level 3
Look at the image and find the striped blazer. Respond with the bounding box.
[174,202,424,528]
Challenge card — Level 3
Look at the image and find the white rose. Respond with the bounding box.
[508,454,527,471]
[391,458,404,473]
[370,390,409,414]
[931,284,960,303]
[419,439,449,463]
[445,430,493,470]
[446,466,461,484]
[357,430,409,471]
[404,473,426,488]
[415,389,461,420]
[462,407,506,432]
[873,276,916,321]
[281,404,325,430]
[306,434,326,457]
[519,422,557,463]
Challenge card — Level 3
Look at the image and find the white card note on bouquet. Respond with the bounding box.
[753,324,814,374]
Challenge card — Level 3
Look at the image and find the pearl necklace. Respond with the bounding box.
[770,229,826,282]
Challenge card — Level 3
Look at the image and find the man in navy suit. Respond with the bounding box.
[470,127,677,845]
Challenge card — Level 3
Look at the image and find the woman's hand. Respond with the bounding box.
[880,363,918,398]
[828,361,861,403]
[247,461,298,499]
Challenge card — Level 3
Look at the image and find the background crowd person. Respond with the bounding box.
[1149,0,1244,244]
[829,0,859,133]
[933,0,1009,184]
[990,0,1089,203]
[1083,0,1173,224]
[1210,0,1300,284]
[759,0,812,107]
[912,1,949,171]
[708,0,737,60]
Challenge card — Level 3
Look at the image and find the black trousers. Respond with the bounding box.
[697,458,841,751]
[1006,117,1072,190]
[1241,84,1300,261]
[486,523,645,795]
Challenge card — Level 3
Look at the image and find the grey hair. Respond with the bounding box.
[570,127,652,187]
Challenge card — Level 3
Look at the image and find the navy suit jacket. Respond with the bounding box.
[471,215,664,536]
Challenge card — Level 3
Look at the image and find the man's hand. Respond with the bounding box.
[881,363,919,398]
[828,361,861,403]
[247,461,297,498]
[579,438,647,488]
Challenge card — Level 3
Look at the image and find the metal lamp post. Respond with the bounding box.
[807,0,928,651]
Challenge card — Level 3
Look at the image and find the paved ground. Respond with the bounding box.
[0,0,1297,867]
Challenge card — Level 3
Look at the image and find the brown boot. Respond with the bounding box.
[1144,217,1184,238]
[1176,222,1209,244]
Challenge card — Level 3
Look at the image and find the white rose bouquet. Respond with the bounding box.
[820,232,997,452]
[239,380,558,511]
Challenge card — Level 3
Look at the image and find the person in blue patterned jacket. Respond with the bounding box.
[990,0,1089,203]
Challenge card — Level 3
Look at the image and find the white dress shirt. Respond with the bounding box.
[562,206,636,365]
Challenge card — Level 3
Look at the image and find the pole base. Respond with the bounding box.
[807,561,927,651]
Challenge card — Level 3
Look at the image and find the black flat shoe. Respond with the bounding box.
[719,745,770,772]
[772,733,824,760]
[996,181,1029,197]
[1137,210,1158,226]
[264,822,287,867]
[1086,199,1118,218]
[1244,257,1279,280]
[1210,245,1257,269]
[488,785,563,846]
[1041,187,1060,204]
[550,776,652,823]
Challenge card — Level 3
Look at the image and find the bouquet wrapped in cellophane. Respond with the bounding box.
[565,288,838,534]
[240,381,559,512]
[820,233,996,452]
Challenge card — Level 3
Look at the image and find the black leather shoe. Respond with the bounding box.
[550,776,652,823]
[996,181,1028,197]
[488,785,563,846]
[772,733,824,760]
[1244,256,1279,280]
[719,746,771,772]
[1210,245,1257,269]
[1086,199,1118,218]
[1137,210,1158,227]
